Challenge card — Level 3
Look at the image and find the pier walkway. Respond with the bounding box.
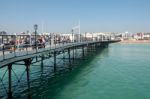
[0,40,120,99]
[0,40,118,68]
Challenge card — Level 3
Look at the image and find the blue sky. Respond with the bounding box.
[0,0,150,34]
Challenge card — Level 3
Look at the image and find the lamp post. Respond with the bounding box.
[54,34,56,49]
[34,24,38,52]
[50,33,51,49]
[85,32,87,42]
[91,32,93,41]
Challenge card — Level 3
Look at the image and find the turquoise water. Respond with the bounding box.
[31,43,150,99]
[1,43,150,99]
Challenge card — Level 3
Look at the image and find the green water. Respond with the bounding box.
[1,43,150,99]
[31,43,150,99]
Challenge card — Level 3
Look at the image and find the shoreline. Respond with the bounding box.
[118,40,150,44]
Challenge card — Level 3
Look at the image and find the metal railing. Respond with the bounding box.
[0,39,110,62]
[0,42,76,61]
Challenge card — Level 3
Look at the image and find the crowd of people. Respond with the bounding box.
[1,34,75,52]
[8,36,46,52]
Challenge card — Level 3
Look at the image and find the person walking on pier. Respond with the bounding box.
[41,37,46,48]
[9,39,16,53]
[31,39,36,50]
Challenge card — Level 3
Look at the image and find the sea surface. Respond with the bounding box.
[1,43,150,99]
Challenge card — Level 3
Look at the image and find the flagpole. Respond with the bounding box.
[42,21,44,35]
[79,20,80,42]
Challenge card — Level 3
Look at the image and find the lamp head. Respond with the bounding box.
[34,24,38,31]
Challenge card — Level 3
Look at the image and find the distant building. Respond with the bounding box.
[43,32,51,35]
[143,33,150,40]
[0,31,7,35]
[133,32,150,40]
[133,33,143,40]
[85,32,110,41]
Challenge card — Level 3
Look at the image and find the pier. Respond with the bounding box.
[0,37,120,98]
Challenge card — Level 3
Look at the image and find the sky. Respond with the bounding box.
[0,0,150,34]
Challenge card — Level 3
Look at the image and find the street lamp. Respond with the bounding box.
[85,32,87,42]
[50,33,51,49]
[34,24,38,52]
[91,32,93,41]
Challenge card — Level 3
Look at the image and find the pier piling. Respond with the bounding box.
[8,64,12,99]
[54,51,57,72]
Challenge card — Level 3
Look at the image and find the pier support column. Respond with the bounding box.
[95,43,99,52]
[49,53,51,57]
[91,45,93,52]
[8,64,12,99]
[93,44,96,52]
[62,50,65,65]
[35,56,37,62]
[100,42,108,48]
[87,45,90,56]
[75,47,77,59]
[54,51,56,72]
[88,45,91,53]
[82,46,85,59]
[72,47,75,62]
[41,55,44,71]
[68,48,71,69]
[86,45,89,55]
[90,44,94,54]
[24,59,32,99]
[89,45,92,54]
[98,43,101,48]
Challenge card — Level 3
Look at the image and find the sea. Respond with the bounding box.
[1,43,150,99]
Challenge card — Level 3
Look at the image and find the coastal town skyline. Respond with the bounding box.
[0,0,150,33]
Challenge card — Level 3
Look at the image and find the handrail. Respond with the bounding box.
[0,39,117,62]
[0,42,76,61]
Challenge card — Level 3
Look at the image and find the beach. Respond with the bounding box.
[119,40,150,44]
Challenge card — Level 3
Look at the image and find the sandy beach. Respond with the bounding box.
[119,40,150,44]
